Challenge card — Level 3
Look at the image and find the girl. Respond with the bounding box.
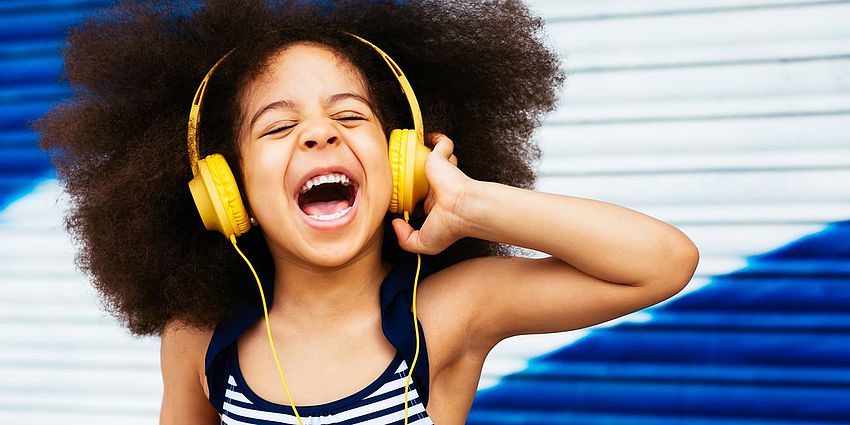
[35,0,699,424]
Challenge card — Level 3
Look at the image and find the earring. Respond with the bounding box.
[249,216,257,226]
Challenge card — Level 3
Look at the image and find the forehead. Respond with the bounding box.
[242,42,369,108]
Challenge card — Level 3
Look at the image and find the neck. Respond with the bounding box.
[269,232,392,330]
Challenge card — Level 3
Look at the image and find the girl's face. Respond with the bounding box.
[237,42,393,268]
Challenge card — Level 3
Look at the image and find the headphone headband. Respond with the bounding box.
[186,37,431,424]
[187,48,236,177]
[186,35,424,176]
[344,33,424,145]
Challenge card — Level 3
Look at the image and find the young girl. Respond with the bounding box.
[35,0,699,424]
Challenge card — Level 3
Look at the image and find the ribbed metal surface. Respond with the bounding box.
[0,1,161,424]
[470,1,850,424]
[0,0,112,210]
[1,0,848,423]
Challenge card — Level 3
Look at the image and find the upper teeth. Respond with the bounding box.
[300,172,351,193]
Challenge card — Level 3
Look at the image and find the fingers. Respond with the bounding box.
[391,218,426,254]
[426,133,457,168]
[425,132,442,148]
[431,135,453,159]
[424,188,435,214]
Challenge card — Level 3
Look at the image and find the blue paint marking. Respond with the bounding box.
[0,0,383,214]
[468,221,850,424]
[0,173,54,213]
[0,2,110,214]
[4,3,849,424]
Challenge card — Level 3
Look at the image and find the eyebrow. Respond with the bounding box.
[248,92,373,130]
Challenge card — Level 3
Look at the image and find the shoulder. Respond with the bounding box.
[416,256,506,364]
[418,255,519,313]
[160,319,215,398]
[416,255,568,360]
[160,320,221,422]
[420,250,694,367]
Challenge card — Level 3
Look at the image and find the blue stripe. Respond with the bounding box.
[0,1,114,214]
[469,220,850,424]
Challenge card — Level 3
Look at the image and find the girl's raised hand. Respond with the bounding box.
[391,133,473,255]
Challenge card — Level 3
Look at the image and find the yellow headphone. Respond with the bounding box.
[187,35,431,425]
[187,35,432,240]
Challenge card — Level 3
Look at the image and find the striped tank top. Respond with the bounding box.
[221,346,432,424]
[206,248,436,425]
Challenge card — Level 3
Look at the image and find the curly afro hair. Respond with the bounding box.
[33,0,564,336]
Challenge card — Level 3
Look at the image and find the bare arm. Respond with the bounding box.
[394,134,700,354]
[160,321,220,424]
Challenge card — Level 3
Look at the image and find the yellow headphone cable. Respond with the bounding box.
[228,210,423,425]
[189,33,431,425]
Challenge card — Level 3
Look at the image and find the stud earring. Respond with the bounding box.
[249,216,257,226]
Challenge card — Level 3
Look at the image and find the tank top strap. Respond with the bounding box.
[204,250,435,413]
[380,250,434,408]
[205,298,263,413]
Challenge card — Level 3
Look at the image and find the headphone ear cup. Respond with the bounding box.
[188,153,251,238]
[388,129,431,215]
[388,130,405,214]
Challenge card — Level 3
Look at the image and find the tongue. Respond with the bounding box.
[302,200,351,216]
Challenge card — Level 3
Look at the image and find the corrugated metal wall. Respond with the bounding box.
[472,1,850,424]
[1,0,848,423]
[1,1,162,424]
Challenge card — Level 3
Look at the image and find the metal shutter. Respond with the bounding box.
[0,2,161,424]
[1,1,848,423]
[471,1,850,424]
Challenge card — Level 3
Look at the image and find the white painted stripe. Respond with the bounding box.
[540,149,850,175]
[538,115,850,156]
[544,3,850,52]
[530,0,835,20]
[2,412,151,425]
[549,93,850,124]
[565,39,850,71]
[536,169,850,206]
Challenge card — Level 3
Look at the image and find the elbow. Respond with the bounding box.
[646,231,700,297]
[665,233,700,294]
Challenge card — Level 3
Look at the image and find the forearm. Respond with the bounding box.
[461,180,698,287]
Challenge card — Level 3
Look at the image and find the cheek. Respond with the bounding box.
[369,160,394,214]
[368,144,393,190]
[240,144,290,204]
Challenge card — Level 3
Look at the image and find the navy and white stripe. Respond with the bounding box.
[221,354,434,425]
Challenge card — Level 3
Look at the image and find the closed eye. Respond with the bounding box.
[336,116,365,122]
[262,116,365,137]
[263,124,295,137]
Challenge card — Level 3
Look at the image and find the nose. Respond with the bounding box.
[299,119,340,150]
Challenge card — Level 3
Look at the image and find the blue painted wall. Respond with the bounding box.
[470,220,850,424]
[2,1,849,423]
[0,1,114,210]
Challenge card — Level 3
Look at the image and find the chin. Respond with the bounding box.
[304,222,385,269]
[301,245,362,269]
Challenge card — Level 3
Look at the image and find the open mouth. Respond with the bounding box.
[297,173,358,221]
